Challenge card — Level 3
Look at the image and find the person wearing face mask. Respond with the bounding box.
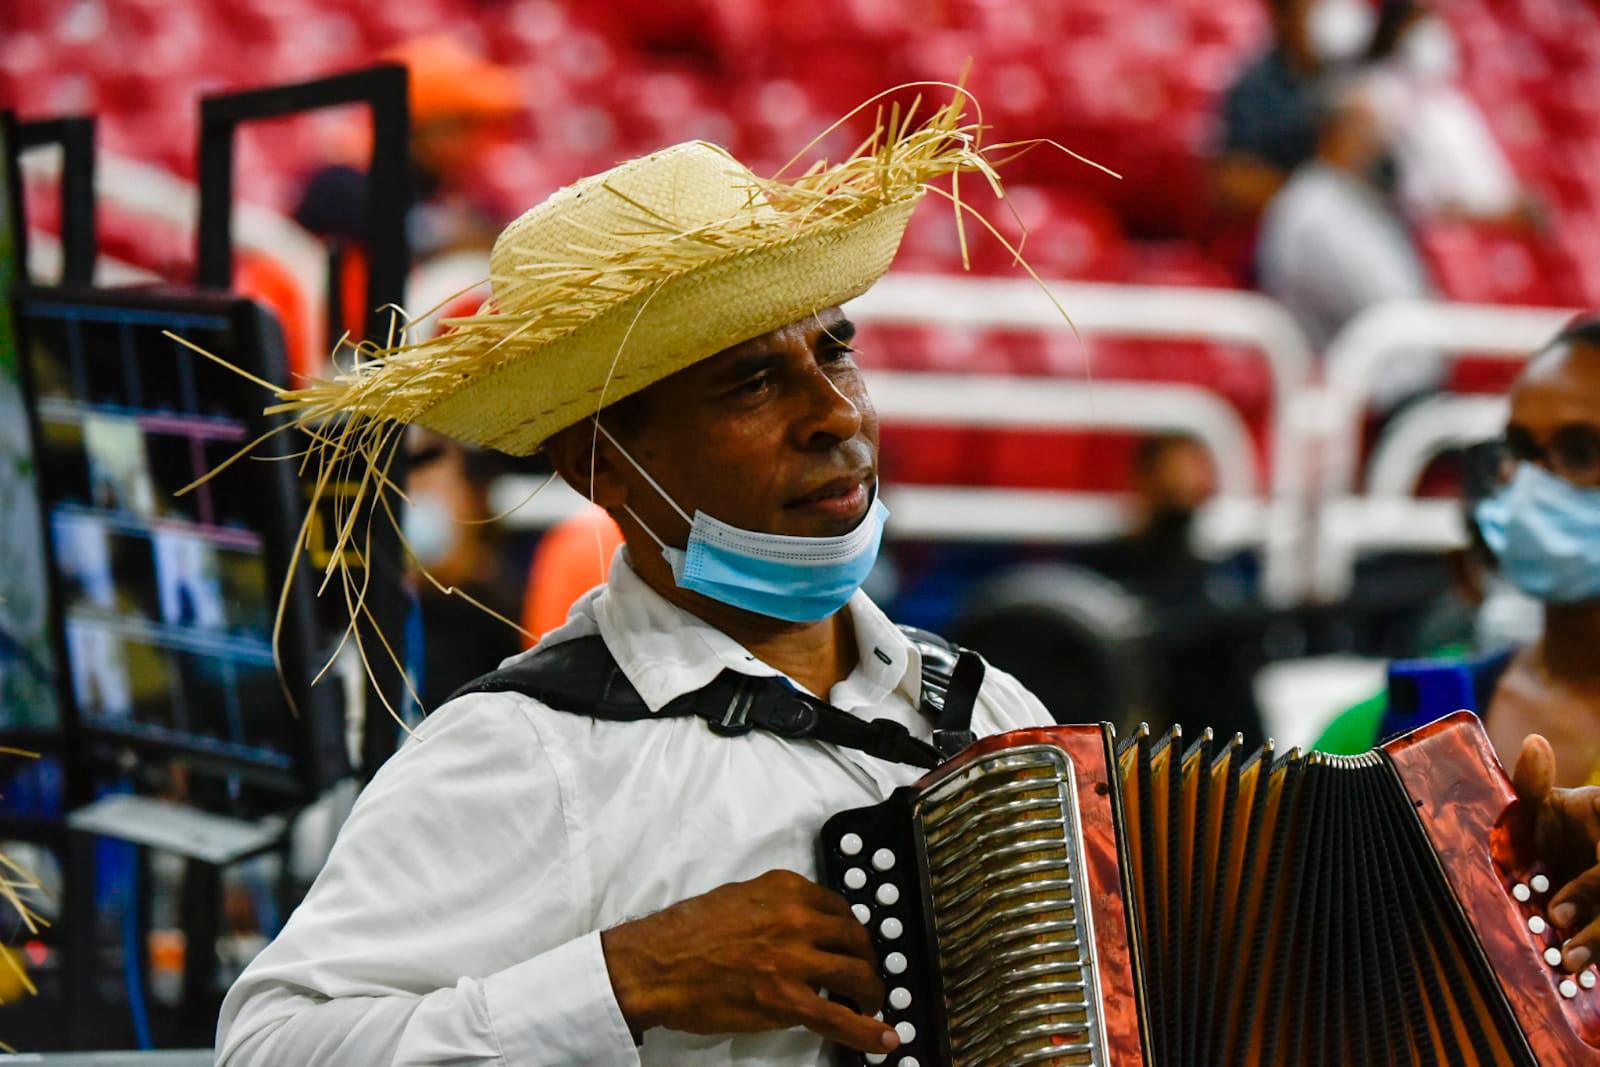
[215,101,1064,1067]
[212,97,1600,1065]
[400,430,525,713]
[1085,434,1267,746]
[1357,1,1538,227]
[1257,79,1444,408]
[1213,0,1378,225]
[1318,317,1600,795]
[1476,316,1600,788]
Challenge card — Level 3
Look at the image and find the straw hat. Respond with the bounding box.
[180,83,1092,714]
[271,88,1009,465]
[414,140,919,454]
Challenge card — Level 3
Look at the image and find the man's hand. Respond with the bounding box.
[600,869,900,1055]
[1513,734,1600,973]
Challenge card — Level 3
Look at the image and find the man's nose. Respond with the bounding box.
[792,364,864,448]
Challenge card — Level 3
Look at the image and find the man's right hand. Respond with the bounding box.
[600,869,900,1056]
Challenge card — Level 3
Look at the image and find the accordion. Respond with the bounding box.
[818,712,1600,1066]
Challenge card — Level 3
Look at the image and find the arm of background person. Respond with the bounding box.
[215,692,638,1067]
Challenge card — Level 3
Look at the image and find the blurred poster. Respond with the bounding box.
[0,118,59,730]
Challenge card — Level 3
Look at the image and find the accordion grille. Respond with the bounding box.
[916,744,1107,1067]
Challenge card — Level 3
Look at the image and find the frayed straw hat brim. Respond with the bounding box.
[416,195,919,454]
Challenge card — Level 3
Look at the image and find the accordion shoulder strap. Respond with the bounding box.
[446,625,983,768]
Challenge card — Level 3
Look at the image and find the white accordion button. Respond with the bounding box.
[844,867,867,890]
[872,848,896,872]
[1582,971,1597,990]
[880,917,903,940]
[895,1021,917,1044]
[840,833,864,856]
[875,883,900,906]
[852,904,871,924]
[889,986,912,1010]
[1529,915,1548,935]
[1561,979,1579,999]
[1532,874,1551,894]
[864,1055,886,1065]
[1513,883,1532,902]
[885,951,908,974]
[900,1058,920,1067]
[1547,947,1565,967]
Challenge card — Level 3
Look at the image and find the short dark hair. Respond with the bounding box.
[1554,313,1600,350]
[1133,432,1205,477]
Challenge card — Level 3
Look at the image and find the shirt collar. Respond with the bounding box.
[588,547,919,714]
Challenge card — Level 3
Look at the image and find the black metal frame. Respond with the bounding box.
[194,65,414,777]
[13,115,97,287]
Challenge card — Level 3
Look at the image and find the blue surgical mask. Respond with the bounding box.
[596,425,887,622]
[1476,463,1600,604]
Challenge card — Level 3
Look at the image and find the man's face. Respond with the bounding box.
[596,307,878,542]
[1505,341,1600,490]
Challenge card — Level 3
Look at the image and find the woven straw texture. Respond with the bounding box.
[418,142,920,453]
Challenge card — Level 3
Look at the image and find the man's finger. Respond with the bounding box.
[812,909,878,962]
[791,986,900,1055]
[1552,863,1600,961]
[1513,733,1556,805]
[1562,914,1600,973]
[796,879,861,922]
[806,950,886,1015]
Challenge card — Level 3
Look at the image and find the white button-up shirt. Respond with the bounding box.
[216,550,1054,1065]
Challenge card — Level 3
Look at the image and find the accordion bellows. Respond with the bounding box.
[819,712,1600,1066]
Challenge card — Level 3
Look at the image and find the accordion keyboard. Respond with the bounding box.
[820,742,1109,1067]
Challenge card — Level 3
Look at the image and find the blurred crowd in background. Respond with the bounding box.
[5,0,1600,750]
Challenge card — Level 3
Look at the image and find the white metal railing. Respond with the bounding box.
[492,371,1268,554]
[1319,299,1575,500]
[1310,299,1577,599]
[850,272,1315,601]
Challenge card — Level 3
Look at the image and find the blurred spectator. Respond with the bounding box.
[1359,1,1537,227]
[1318,316,1600,787]
[293,35,523,260]
[401,429,523,710]
[1256,83,1441,407]
[1085,433,1265,745]
[1213,0,1378,221]
[1477,316,1600,785]
[521,504,625,642]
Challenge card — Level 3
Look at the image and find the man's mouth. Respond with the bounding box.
[786,474,871,517]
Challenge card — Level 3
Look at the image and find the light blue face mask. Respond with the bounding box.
[1475,462,1600,604]
[596,425,888,622]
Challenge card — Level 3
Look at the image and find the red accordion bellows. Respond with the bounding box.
[819,712,1600,1066]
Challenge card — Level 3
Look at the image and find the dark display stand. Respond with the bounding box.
[5,64,414,1050]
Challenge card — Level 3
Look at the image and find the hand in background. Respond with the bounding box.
[1514,734,1600,972]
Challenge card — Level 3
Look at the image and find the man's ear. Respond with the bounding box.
[545,419,629,509]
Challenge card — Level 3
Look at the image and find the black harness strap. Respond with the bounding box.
[449,625,984,769]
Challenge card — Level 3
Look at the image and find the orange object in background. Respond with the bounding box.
[521,505,625,644]
[234,251,310,380]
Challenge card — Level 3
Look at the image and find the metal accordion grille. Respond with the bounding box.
[915,744,1109,1066]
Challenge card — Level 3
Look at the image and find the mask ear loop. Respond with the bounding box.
[594,422,693,553]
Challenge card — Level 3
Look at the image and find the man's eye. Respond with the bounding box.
[733,374,770,395]
[822,346,856,364]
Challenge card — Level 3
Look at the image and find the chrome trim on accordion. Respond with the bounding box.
[913,743,1108,1066]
